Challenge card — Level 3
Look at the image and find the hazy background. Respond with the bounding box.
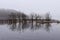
[0,0,60,20]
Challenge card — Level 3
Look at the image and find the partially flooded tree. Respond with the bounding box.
[45,12,51,21]
[22,13,28,23]
[8,12,17,24]
[30,14,34,22]
[35,14,38,25]
[17,13,21,23]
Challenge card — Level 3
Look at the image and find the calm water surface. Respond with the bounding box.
[0,22,60,40]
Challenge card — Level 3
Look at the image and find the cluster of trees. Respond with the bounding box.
[8,12,28,19]
[8,11,51,19]
[7,12,51,24]
[30,13,51,20]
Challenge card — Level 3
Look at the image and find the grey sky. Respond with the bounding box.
[0,0,60,19]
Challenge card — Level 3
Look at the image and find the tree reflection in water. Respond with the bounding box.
[7,21,51,32]
[45,23,51,32]
[9,22,16,31]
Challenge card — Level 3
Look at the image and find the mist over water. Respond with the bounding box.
[0,0,60,40]
[0,9,59,40]
[0,20,60,40]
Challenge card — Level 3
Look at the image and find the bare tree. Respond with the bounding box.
[45,12,51,21]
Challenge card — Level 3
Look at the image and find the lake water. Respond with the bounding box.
[0,22,60,40]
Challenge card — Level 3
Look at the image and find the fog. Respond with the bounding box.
[0,0,59,20]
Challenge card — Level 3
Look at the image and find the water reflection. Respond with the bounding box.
[0,12,59,32]
[0,20,51,32]
[45,23,51,32]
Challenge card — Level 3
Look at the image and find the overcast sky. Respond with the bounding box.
[0,0,60,19]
